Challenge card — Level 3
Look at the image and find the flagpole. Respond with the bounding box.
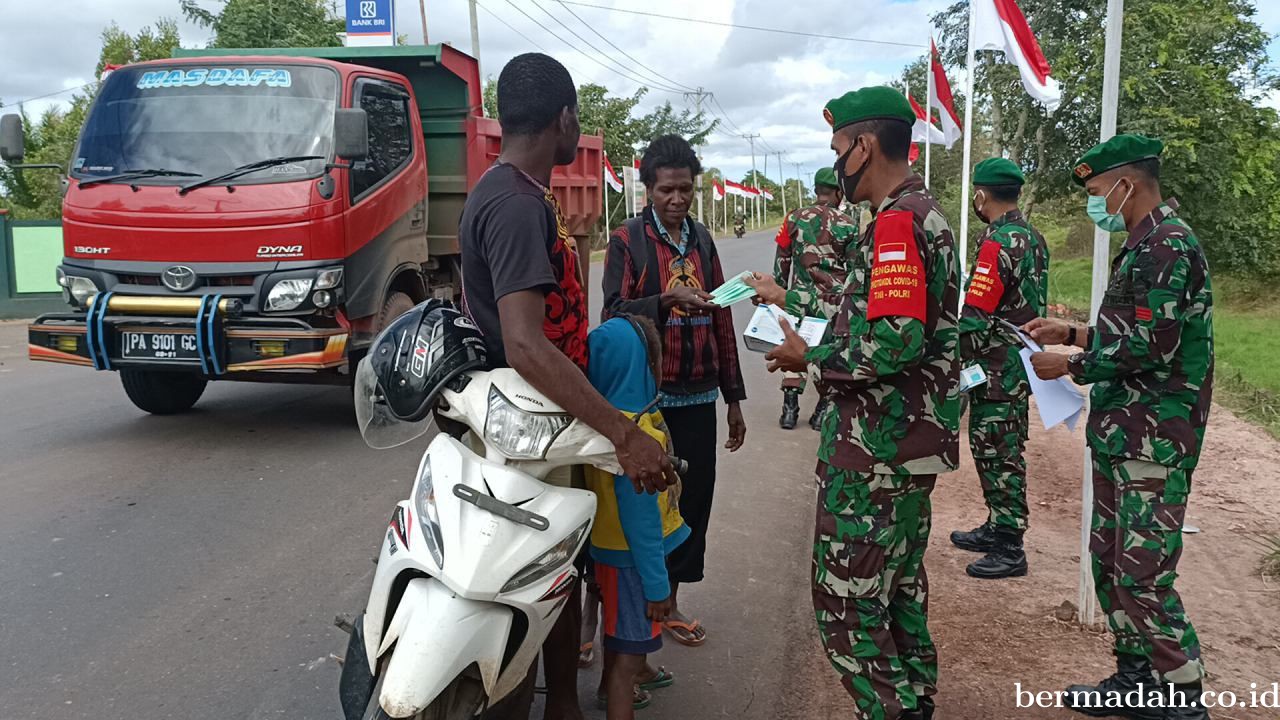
[925,31,933,189]
[958,1,977,288]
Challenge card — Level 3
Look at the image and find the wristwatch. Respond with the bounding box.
[1066,326,1077,346]
[1068,352,1086,368]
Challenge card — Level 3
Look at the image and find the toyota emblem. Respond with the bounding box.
[161,265,198,292]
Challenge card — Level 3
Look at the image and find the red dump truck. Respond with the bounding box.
[2,45,602,414]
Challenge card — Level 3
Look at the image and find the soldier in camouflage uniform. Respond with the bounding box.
[750,86,959,720]
[772,166,859,430]
[1028,135,1213,720]
[949,158,1049,580]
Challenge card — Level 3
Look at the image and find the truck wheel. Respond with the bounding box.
[120,370,208,415]
[377,291,415,334]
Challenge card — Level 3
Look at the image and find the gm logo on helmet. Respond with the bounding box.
[410,336,430,378]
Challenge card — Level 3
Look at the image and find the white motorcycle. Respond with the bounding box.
[339,301,674,720]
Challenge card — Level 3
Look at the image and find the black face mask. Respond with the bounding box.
[834,142,870,200]
[972,192,989,225]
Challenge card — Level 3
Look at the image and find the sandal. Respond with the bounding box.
[595,685,651,711]
[577,641,595,668]
[662,619,707,647]
[637,666,674,691]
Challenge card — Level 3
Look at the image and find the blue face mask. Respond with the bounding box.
[1086,178,1132,232]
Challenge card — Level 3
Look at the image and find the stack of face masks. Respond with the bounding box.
[708,271,759,307]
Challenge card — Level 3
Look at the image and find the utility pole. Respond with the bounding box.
[684,87,711,224]
[468,0,481,74]
[776,151,787,219]
[792,161,804,207]
[742,133,759,228]
[419,0,430,43]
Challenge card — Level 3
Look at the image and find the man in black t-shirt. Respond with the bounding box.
[458,53,676,720]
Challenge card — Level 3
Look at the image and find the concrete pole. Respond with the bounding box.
[1077,0,1126,629]
[419,0,430,43]
[792,161,804,207]
[777,151,787,219]
[468,0,481,74]
[925,30,933,188]
[958,0,976,285]
[743,133,760,228]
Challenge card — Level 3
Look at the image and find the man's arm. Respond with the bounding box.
[772,218,794,287]
[601,229,663,326]
[612,475,670,601]
[959,238,1015,362]
[1068,243,1191,384]
[499,291,675,492]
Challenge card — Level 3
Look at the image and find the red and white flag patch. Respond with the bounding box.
[964,241,1004,314]
[867,210,927,322]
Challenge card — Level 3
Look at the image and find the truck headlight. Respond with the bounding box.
[314,267,344,290]
[484,386,572,460]
[265,278,313,311]
[413,460,445,568]
[501,520,590,593]
[59,271,98,308]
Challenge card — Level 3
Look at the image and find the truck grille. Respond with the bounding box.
[117,273,255,288]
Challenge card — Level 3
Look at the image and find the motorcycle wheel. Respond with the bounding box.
[362,664,488,720]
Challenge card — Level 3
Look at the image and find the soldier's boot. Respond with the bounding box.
[1063,653,1162,720]
[779,388,800,430]
[808,397,829,431]
[1162,684,1210,720]
[949,522,998,553]
[965,529,1028,579]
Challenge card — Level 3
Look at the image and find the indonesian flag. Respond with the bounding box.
[929,41,963,148]
[713,180,725,201]
[908,95,946,146]
[909,144,920,165]
[724,179,754,198]
[971,0,1062,112]
[760,187,774,201]
[603,154,623,193]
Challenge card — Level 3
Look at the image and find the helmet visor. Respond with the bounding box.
[354,356,434,449]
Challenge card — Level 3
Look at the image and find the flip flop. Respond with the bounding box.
[595,686,651,711]
[662,619,707,647]
[577,641,595,668]
[637,666,674,691]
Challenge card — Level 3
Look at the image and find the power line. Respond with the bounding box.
[557,1,925,50]
[510,0,685,93]
[552,0,698,94]
[475,0,592,80]
[2,82,93,108]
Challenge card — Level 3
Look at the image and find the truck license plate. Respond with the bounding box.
[120,331,200,361]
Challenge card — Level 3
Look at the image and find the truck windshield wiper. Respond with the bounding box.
[178,155,325,195]
[78,168,202,189]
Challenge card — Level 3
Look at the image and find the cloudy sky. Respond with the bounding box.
[2,0,1278,186]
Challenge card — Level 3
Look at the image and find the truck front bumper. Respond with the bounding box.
[29,294,349,376]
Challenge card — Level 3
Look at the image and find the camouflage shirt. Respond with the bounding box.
[1067,199,1214,469]
[959,209,1050,399]
[772,204,858,319]
[802,174,961,474]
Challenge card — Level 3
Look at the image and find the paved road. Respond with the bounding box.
[0,228,840,719]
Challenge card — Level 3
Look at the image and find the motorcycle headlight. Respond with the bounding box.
[265,278,313,311]
[413,460,445,568]
[501,520,590,593]
[484,386,572,460]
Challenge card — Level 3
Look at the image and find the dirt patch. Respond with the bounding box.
[770,398,1280,719]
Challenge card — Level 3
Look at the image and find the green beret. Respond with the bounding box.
[973,158,1024,187]
[1072,134,1163,186]
[823,86,915,132]
[813,167,839,189]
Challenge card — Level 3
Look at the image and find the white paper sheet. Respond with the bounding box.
[743,305,827,353]
[999,319,1085,431]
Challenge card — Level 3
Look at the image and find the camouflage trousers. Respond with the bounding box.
[813,463,938,720]
[967,390,1030,531]
[1090,453,1204,683]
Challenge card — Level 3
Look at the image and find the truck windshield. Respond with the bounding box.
[72,64,338,186]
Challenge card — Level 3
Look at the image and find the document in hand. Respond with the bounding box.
[743,304,829,353]
[998,319,1085,431]
[708,271,759,308]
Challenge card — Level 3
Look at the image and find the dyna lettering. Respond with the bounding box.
[256,245,304,258]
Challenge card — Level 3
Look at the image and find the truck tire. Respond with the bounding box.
[120,370,208,415]
[377,291,415,334]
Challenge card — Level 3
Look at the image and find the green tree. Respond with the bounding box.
[482,77,498,119]
[181,0,344,48]
[634,101,718,148]
[576,83,645,165]
[1,20,184,219]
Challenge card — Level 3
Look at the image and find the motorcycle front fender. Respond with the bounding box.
[377,577,513,718]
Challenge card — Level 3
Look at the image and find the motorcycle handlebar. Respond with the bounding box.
[669,455,689,476]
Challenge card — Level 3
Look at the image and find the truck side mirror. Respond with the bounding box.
[334,109,369,161]
[0,114,25,163]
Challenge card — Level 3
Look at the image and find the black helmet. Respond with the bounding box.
[354,299,490,448]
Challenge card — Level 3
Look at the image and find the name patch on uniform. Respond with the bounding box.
[964,241,1004,314]
[867,209,926,322]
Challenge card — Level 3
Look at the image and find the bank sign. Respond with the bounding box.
[346,0,395,47]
